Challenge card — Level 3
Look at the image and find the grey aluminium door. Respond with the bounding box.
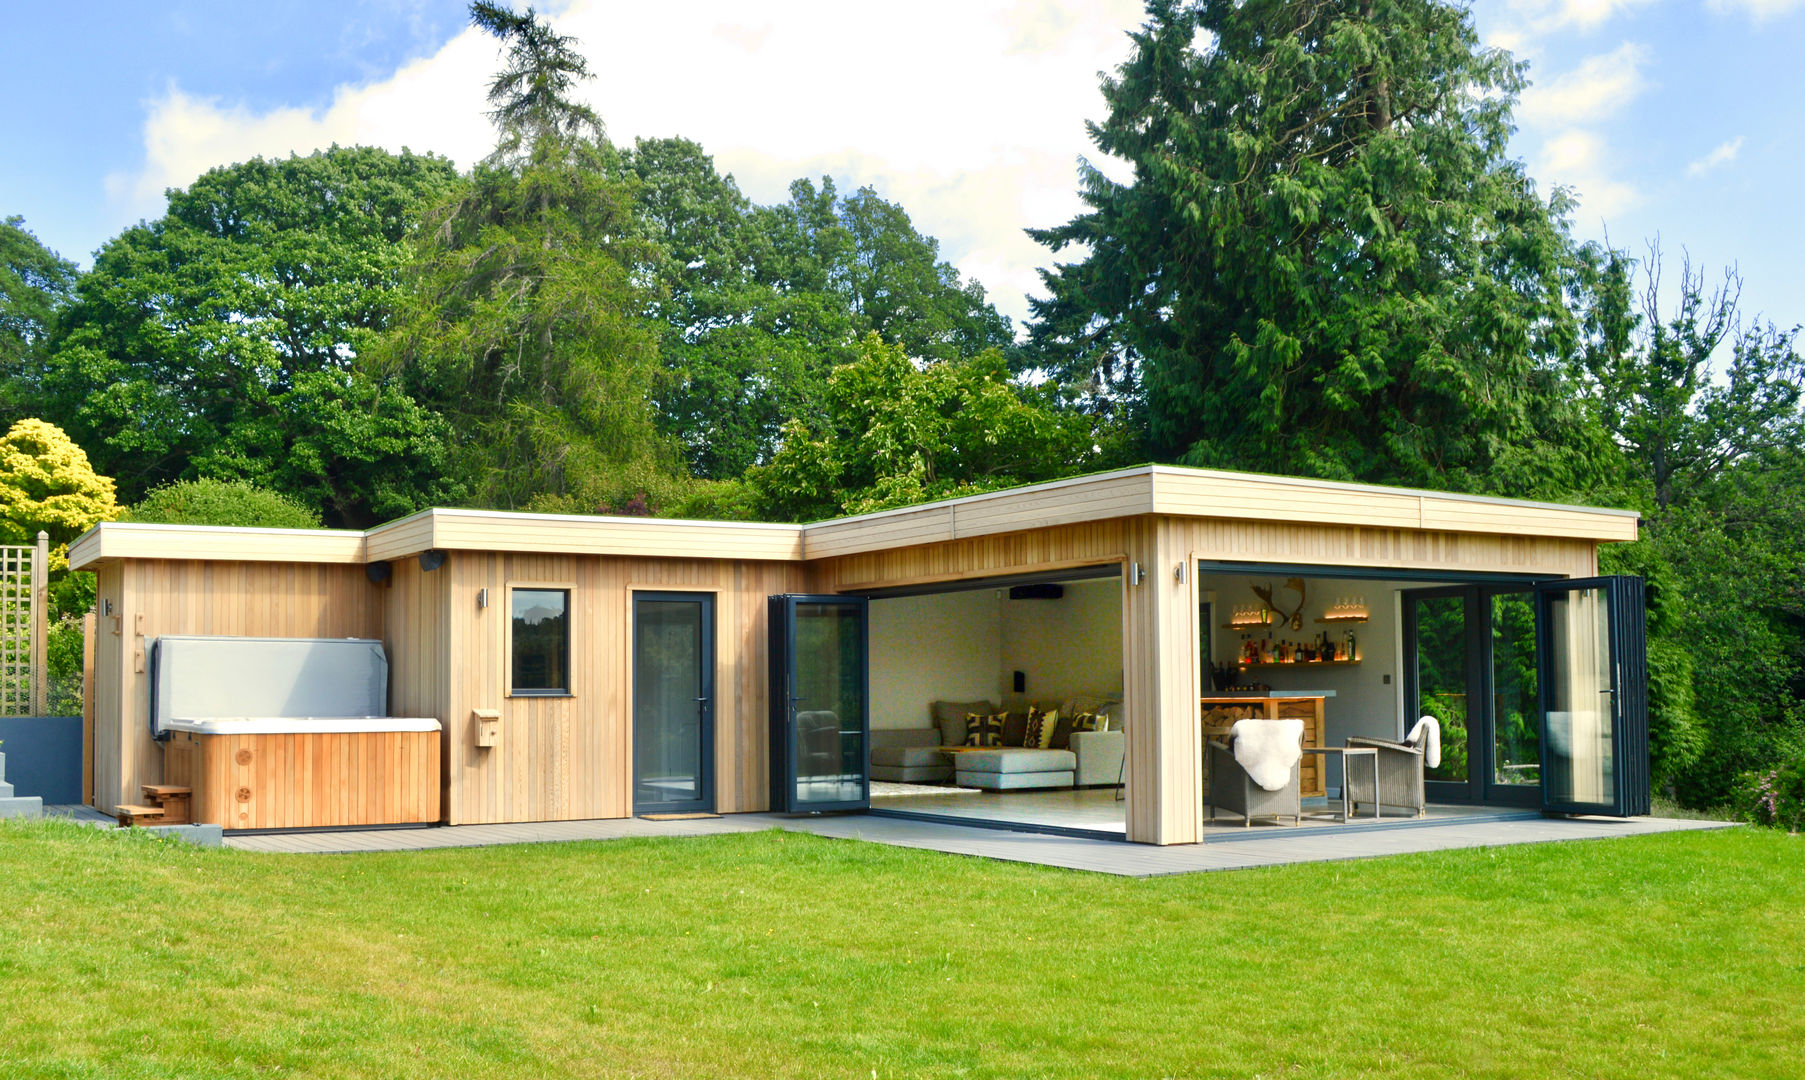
[1535,576,1650,817]
[633,592,715,814]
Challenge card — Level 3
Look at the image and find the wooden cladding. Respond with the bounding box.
[163,729,440,829]
[437,551,806,826]
[94,559,382,814]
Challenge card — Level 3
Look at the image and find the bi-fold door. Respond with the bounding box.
[1404,575,1649,816]
[767,595,869,813]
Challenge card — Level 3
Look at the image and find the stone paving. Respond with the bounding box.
[204,807,1734,876]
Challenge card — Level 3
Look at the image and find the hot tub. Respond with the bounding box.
[153,637,442,830]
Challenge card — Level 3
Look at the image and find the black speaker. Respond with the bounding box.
[1013,670,1026,692]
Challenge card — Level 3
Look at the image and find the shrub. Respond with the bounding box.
[1732,757,1805,832]
[129,478,321,529]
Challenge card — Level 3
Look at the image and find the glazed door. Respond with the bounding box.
[1535,576,1650,816]
[1403,587,1482,803]
[768,595,869,813]
[633,592,715,814]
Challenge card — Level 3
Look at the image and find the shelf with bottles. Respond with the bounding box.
[1237,658,1362,668]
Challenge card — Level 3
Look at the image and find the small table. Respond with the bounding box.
[1301,746,1381,823]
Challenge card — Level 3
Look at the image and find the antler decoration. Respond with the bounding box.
[1250,578,1308,631]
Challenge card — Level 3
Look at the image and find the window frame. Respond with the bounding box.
[505,582,576,698]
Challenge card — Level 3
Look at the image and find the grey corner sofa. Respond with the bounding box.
[870,728,953,783]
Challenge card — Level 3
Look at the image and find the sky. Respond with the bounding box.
[4,0,1801,333]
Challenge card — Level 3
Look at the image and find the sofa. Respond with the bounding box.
[876,695,1125,791]
[870,728,954,783]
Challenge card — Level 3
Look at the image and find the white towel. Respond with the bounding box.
[1407,715,1442,770]
[1229,718,1305,791]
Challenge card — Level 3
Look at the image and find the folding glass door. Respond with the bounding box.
[633,593,715,814]
[1535,577,1649,816]
[1406,577,1649,815]
[768,595,869,813]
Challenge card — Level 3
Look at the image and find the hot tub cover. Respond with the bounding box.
[161,716,441,735]
[151,636,420,739]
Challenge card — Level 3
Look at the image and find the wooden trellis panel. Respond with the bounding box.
[0,533,48,717]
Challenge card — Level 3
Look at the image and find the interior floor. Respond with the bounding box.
[870,783,1520,837]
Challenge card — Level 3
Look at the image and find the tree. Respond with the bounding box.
[747,334,1104,522]
[1574,242,1803,512]
[0,418,119,559]
[0,216,77,425]
[1028,0,1601,497]
[380,4,677,514]
[469,1,604,164]
[620,141,1018,480]
[130,478,323,529]
[39,146,463,526]
[1575,245,1805,805]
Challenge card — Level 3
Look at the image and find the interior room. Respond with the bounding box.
[864,571,1130,835]
[1197,570,1416,805]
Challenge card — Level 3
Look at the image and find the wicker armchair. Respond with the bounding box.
[1206,738,1302,827]
[1344,736,1426,817]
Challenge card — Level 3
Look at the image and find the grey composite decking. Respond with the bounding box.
[211,809,1735,876]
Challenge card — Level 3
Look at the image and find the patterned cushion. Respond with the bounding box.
[964,712,1005,747]
[1071,712,1100,735]
[933,700,997,747]
[1024,707,1060,749]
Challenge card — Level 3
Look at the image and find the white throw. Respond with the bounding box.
[1230,718,1305,792]
[1407,715,1442,769]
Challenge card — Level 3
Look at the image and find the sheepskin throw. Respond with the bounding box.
[1229,717,1305,791]
[1406,715,1442,769]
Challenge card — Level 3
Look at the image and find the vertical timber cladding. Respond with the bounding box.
[1122,517,1205,845]
[439,551,807,826]
[96,559,382,815]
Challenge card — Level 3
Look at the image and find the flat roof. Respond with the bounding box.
[67,464,1640,570]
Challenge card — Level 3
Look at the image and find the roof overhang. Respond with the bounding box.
[65,465,1639,571]
[66,522,366,570]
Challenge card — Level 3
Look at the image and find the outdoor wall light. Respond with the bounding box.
[1130,562,1145,586]
[477,587,489,610]
[1174,562,1187,584]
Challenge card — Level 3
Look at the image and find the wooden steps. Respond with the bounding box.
[116,785,191,828]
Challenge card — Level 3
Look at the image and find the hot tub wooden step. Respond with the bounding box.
[139,784,192,825]
[116,804,169,827]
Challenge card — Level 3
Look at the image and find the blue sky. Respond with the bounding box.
[4,0,1800,333]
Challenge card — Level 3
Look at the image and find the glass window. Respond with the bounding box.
[511,588,570,694]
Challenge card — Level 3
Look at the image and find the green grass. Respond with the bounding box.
[1,821,1800,1079]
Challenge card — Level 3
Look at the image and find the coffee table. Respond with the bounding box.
[1301,746,1380,822]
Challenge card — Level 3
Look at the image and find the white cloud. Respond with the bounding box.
[1488,0,1654,51]
[1687,135,1746,176]
[104,0,1147,324]
[1535,131,1640,218]
[1707,0,1805,19]
[1518,43,1651,125]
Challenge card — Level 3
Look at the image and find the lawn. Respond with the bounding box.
[0,821,1799,1079]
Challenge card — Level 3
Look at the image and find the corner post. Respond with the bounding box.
[30,530,48,716]
[1121,517,1203,844]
